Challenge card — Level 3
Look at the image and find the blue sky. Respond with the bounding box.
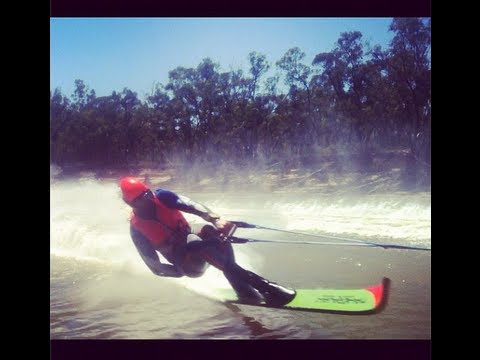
[50,18,395,100]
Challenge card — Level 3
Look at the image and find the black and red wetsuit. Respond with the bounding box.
[129,188,295,304]
[129,188,226,277]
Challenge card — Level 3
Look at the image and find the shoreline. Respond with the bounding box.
[51,160,431,195]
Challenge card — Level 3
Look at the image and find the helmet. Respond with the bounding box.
[119,177,149,203]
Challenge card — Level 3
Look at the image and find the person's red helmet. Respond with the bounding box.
[119,177,149,203]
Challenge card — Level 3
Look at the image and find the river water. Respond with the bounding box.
[50,175,430,340]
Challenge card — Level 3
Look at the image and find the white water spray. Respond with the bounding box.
[50,177,261,298]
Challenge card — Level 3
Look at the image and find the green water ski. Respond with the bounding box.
[222,277,390,314]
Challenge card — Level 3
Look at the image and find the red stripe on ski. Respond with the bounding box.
[366,279,386,306]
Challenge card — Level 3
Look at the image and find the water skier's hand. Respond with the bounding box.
[214,218,234,235]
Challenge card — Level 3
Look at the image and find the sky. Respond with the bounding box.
[50,18,396,100]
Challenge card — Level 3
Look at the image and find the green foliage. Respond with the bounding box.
[50,18,430,188]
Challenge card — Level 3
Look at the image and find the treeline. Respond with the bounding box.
[50,18,430,185]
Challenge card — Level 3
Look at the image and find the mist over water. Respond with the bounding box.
[206,192,431,245]
[50,175,430,339]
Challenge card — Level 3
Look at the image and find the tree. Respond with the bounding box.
[387,18,431,154]
[50,88,72,165]
[248,51,270,100]
[276,47,314,162]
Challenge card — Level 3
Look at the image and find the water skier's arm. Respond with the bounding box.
[154,189,221,223]
[130,227,183,278]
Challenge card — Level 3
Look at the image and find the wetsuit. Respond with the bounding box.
[129,189,295,304]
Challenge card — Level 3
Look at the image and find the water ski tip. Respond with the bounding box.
[368,277,390,313]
